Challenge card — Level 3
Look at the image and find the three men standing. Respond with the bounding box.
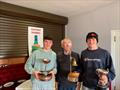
[25,32,115,90]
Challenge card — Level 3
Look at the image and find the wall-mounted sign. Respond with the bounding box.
[28,26,43,56]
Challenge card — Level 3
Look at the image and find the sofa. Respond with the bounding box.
[0,63,30,90]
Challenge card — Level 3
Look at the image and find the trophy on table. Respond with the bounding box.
[96,68,109,88]
[38,59,53,81]
[67,55,80,82]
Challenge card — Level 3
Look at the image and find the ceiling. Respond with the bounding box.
[0,0,116,17]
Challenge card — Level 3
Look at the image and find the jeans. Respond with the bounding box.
[58,84,76,90]
[82,85,108,90]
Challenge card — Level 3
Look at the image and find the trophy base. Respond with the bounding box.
[38,73,52,81]
[68,76,78,82]
[97,83,109,89]
[67,72,79,82]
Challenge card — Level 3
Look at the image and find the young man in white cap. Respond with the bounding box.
[80,32,115,90]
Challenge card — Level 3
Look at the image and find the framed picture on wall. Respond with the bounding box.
[28,26,43,56]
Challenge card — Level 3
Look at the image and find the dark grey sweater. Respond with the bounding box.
[80,47,115,89]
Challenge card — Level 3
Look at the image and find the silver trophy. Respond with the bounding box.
[67,56,80,82]
[96,69,109,88]
[38,59,53,81]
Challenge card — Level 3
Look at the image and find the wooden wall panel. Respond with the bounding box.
[0,57,27,65]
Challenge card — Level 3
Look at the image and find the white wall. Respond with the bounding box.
[66,0,120,53]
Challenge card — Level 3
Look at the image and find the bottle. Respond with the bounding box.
[32,35,40,52]
[34,35,38,44]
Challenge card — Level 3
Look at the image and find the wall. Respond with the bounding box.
[66,0,120,53]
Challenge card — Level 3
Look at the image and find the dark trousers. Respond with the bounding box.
[82,85,107,90]
[58,84,76,90]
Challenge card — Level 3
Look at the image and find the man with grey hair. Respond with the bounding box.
[56,38,81,90]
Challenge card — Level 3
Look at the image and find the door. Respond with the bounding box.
[111,30,120,90]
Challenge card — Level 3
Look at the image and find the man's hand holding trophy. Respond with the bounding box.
[96,68,109,88]
[33,58,54,81]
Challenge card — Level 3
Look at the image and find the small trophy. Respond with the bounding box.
[38,59,53,81]
[68,56,80,82]
[96,69,109,88]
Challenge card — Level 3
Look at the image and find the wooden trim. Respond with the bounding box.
[0,1,68,25]
[0,59,8,65]
[0,56,27,65]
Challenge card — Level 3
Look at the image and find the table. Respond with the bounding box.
[16,80,32,90]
